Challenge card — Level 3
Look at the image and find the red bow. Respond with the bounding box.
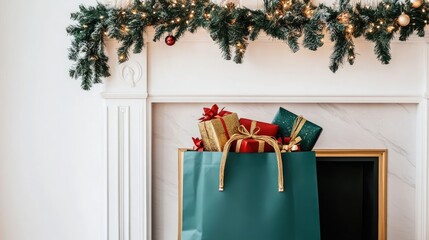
[192,137,204,151]
[198,104,231,122]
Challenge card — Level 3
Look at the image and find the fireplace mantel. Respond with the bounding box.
[101,31,429,240]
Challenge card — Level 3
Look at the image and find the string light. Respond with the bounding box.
[99,16,104,19]
[387,25,395,32]
[304,5,314,18]
[346,24,354,33]
[83,24,88,28]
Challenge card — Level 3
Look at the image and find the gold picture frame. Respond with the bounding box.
[178,149,387,240]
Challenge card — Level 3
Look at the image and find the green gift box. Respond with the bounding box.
[272,107,323,151]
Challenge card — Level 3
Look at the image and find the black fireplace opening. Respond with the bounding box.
[316,157,379,240]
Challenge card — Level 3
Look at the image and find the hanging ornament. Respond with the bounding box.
[411,0,423,8]
[337,12,351,25]
[398,13,411,26]
[165,35,176,46]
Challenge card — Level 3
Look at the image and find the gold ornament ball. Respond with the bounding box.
[398,13,411,26]
[411,0,423,8]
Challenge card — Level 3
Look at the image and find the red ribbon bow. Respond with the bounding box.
[192,137,204,151]
[198,104,231,122]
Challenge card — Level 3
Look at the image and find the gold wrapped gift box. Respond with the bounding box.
[198,113,240,151]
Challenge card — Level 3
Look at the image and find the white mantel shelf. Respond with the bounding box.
[101,29,429,240]
[102,93,426,103]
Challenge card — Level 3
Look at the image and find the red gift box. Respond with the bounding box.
[234,139,274,153]
[239,118,278,137]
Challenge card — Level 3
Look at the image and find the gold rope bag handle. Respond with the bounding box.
[218,125,285,192]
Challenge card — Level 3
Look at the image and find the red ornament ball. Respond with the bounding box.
[165,35,176,46]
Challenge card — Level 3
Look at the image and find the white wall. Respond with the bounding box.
[0,0,105,240]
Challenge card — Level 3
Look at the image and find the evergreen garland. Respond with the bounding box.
[67,0,429,90]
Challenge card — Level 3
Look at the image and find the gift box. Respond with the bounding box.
[272,107,323,151]
[239,118,278,137]
[234,139,275,152]
[198,105,240,151]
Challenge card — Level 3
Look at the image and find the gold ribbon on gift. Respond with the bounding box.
[281,116,306,152]
[235,121,265,153]
[219,124,284,192]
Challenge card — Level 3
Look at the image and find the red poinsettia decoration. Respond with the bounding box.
[192,137,204,151]
[198,104,231,122]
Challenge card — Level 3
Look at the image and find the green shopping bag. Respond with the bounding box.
[178,149,321,240]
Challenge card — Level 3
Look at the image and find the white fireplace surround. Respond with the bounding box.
[101,28,429,240]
